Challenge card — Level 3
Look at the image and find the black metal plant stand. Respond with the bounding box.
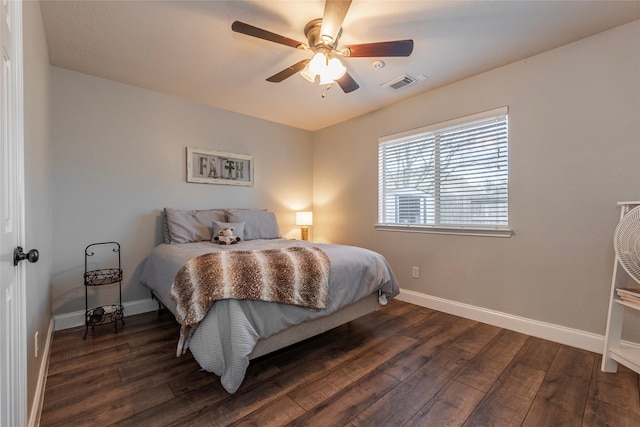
[84,242,125,338]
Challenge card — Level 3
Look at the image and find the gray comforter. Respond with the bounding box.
[140,239,399,393]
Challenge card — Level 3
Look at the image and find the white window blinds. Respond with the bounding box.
[378,107,509,232]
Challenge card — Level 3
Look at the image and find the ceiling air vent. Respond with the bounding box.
[381,74,416,90]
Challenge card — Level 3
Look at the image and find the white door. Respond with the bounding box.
[0,0,26,425]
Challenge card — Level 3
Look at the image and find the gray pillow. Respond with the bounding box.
[211,220,245,241]
[165,208,226,243]
[226,210,281,240]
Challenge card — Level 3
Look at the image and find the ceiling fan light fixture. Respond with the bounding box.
[306,52,345,85]
[309,52,327,75]
[319,71,334,85]
[300,63,317,83]
[327,57,346,80]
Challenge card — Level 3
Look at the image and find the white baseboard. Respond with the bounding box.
[52,291,639,355]
[396,289,623,354]
[54,298,159,331]
[28,317,54,427]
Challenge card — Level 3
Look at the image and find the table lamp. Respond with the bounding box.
[295,211,313,241]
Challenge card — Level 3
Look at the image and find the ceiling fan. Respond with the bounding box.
[231,0,413,94]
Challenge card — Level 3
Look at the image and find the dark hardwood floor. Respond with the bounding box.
[40,300,640,426]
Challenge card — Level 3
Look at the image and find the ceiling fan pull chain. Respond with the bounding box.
[321,84,333,98]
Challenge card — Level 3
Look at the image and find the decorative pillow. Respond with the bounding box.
[161,209,172,243]
[164,208,226,243]
[211,220,245,242]
[226,210,281,240]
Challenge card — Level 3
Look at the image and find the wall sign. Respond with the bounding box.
[186,147,254,186]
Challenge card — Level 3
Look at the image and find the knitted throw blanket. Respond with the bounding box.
[170,246,330,356]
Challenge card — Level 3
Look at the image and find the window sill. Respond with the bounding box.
[374,224,513,238]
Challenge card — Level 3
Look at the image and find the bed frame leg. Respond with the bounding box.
[151,291,166,314]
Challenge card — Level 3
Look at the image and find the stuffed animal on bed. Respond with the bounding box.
[213,227,241,245]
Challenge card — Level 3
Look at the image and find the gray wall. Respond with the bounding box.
[23,0,53,418]
[50,68,314,315]
[313,21,640,337]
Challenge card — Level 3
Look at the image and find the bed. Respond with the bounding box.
[140,208,400,393]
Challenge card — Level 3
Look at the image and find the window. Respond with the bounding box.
[377,107,510,236]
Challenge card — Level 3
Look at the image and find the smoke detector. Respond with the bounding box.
[380,74,417,90]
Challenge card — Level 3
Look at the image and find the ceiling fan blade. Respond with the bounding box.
[343,39,414,57]
[266,59,310,83]
[336,71,359,93]
[232,21,304,49]
[320,0,352,44]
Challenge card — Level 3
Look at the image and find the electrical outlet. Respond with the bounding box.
[34,331,39,358]
[412,266,420,278]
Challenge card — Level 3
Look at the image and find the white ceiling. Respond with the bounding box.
[40,1,640,131]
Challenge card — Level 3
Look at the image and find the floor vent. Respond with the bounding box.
[381,74,417,90]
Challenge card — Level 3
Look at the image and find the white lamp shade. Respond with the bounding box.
[327,57,346,80]
[299,64,317,83]
[309,53,327,75]
[296,211,313,226]
[319,70,334,85]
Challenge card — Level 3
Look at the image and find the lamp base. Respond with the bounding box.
[301,226,309,241]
